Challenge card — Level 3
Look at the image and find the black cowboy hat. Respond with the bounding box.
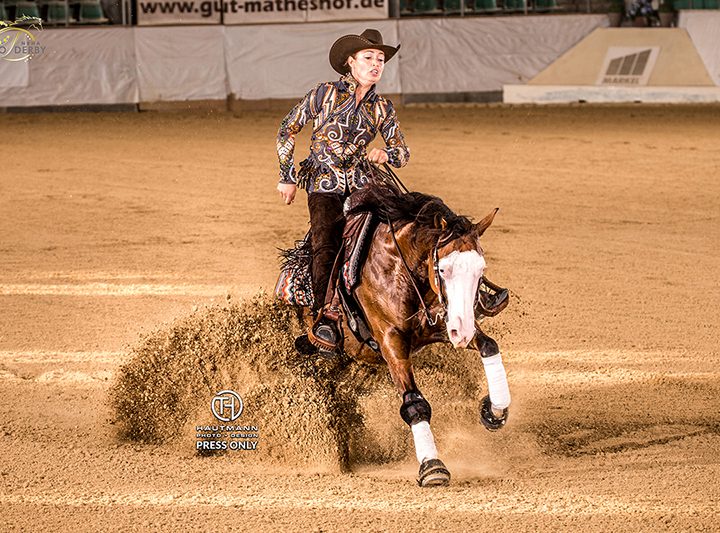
[329,29,400,75]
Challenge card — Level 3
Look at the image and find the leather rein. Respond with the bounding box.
[386,217,452,327]
[376,162,451,326]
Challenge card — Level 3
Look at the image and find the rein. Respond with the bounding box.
[381,163,410,194]
[386,216,452,327]
[369,162,456,327]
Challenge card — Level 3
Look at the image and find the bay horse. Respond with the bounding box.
[283,173,511,487]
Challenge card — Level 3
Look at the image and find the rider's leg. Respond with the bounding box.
[307,192,345,350]
[308,192,345,307]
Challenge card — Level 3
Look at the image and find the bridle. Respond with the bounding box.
[392,222,502,327]
[388,219,455,327]
[374,162,493,326]
[427,234,454,325]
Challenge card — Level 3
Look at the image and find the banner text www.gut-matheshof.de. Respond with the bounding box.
[137,0,387,25]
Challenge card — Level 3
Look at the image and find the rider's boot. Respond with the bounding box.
[308,304,342,355]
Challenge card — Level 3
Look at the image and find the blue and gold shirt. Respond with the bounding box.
[277,73,410,194]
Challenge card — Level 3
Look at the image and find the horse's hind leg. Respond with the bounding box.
[381,330,451,487]
[471,331,511,431]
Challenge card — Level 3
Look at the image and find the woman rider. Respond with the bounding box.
[276,29,410,353]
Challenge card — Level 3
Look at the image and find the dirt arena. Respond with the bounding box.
[1,105,719,531]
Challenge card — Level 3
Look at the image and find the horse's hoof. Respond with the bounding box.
[294,335,318,356]
[480,395,508,431]
[417,458,451,487]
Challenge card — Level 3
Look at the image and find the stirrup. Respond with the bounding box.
[307,311,342,353]
[476,276,509,317]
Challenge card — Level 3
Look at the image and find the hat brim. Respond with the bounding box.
[329,35,400,75]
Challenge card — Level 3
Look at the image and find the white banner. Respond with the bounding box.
[680,11,720,86]
[134,27,227,102]
[0,27,138,106]
[398,15,608,94]
[1,17,609,107]
[137,0,387,26]
[224,20,400,100]
[0,61,29,89]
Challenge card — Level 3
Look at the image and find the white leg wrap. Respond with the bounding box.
[482,353,511,410]
[410,421,439,464]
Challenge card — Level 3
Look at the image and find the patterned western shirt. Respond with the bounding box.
[277,73,410,194]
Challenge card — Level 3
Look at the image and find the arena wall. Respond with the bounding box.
[0,15,608,108]
[679,11,720,87]
[503,12,720,104]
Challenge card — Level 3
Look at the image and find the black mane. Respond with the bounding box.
[346,182,473,238]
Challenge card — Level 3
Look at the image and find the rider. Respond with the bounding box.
[276,29,410,352]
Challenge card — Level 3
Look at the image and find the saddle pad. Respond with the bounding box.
[275,232,314,308]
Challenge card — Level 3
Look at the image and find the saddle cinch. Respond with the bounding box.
[275,198,509,354]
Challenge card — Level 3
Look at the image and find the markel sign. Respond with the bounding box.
[597,46,660,86]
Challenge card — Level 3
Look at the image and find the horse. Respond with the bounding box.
[279,175,511,487]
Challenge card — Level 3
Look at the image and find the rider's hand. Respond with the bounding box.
[368,148,389,165]
[277,183,297,205]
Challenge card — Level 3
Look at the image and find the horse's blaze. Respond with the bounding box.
[438,250,486,348]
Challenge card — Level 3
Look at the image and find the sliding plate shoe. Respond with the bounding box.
[479,394,509,431]
[417,458,451,487]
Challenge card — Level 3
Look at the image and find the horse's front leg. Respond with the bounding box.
[380,329,451,487]
[470,330,511,430]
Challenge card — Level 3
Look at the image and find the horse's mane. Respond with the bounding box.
[346,182,473,239]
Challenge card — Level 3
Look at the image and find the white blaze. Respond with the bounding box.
[438,250,485,349]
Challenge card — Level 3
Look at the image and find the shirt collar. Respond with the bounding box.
[340,73,376,100]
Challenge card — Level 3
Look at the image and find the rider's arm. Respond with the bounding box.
[379,99,410,169]
[276,84,327,184]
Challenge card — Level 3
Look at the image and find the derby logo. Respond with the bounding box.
[211,390,243,422]
[0,25,44,62]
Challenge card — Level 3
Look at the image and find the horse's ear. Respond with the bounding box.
[473,208,499,237]
[434,214,448,231]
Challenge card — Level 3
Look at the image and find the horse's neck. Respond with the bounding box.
[390,223,435,277]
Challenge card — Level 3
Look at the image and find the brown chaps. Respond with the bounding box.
[307,192,346,312]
